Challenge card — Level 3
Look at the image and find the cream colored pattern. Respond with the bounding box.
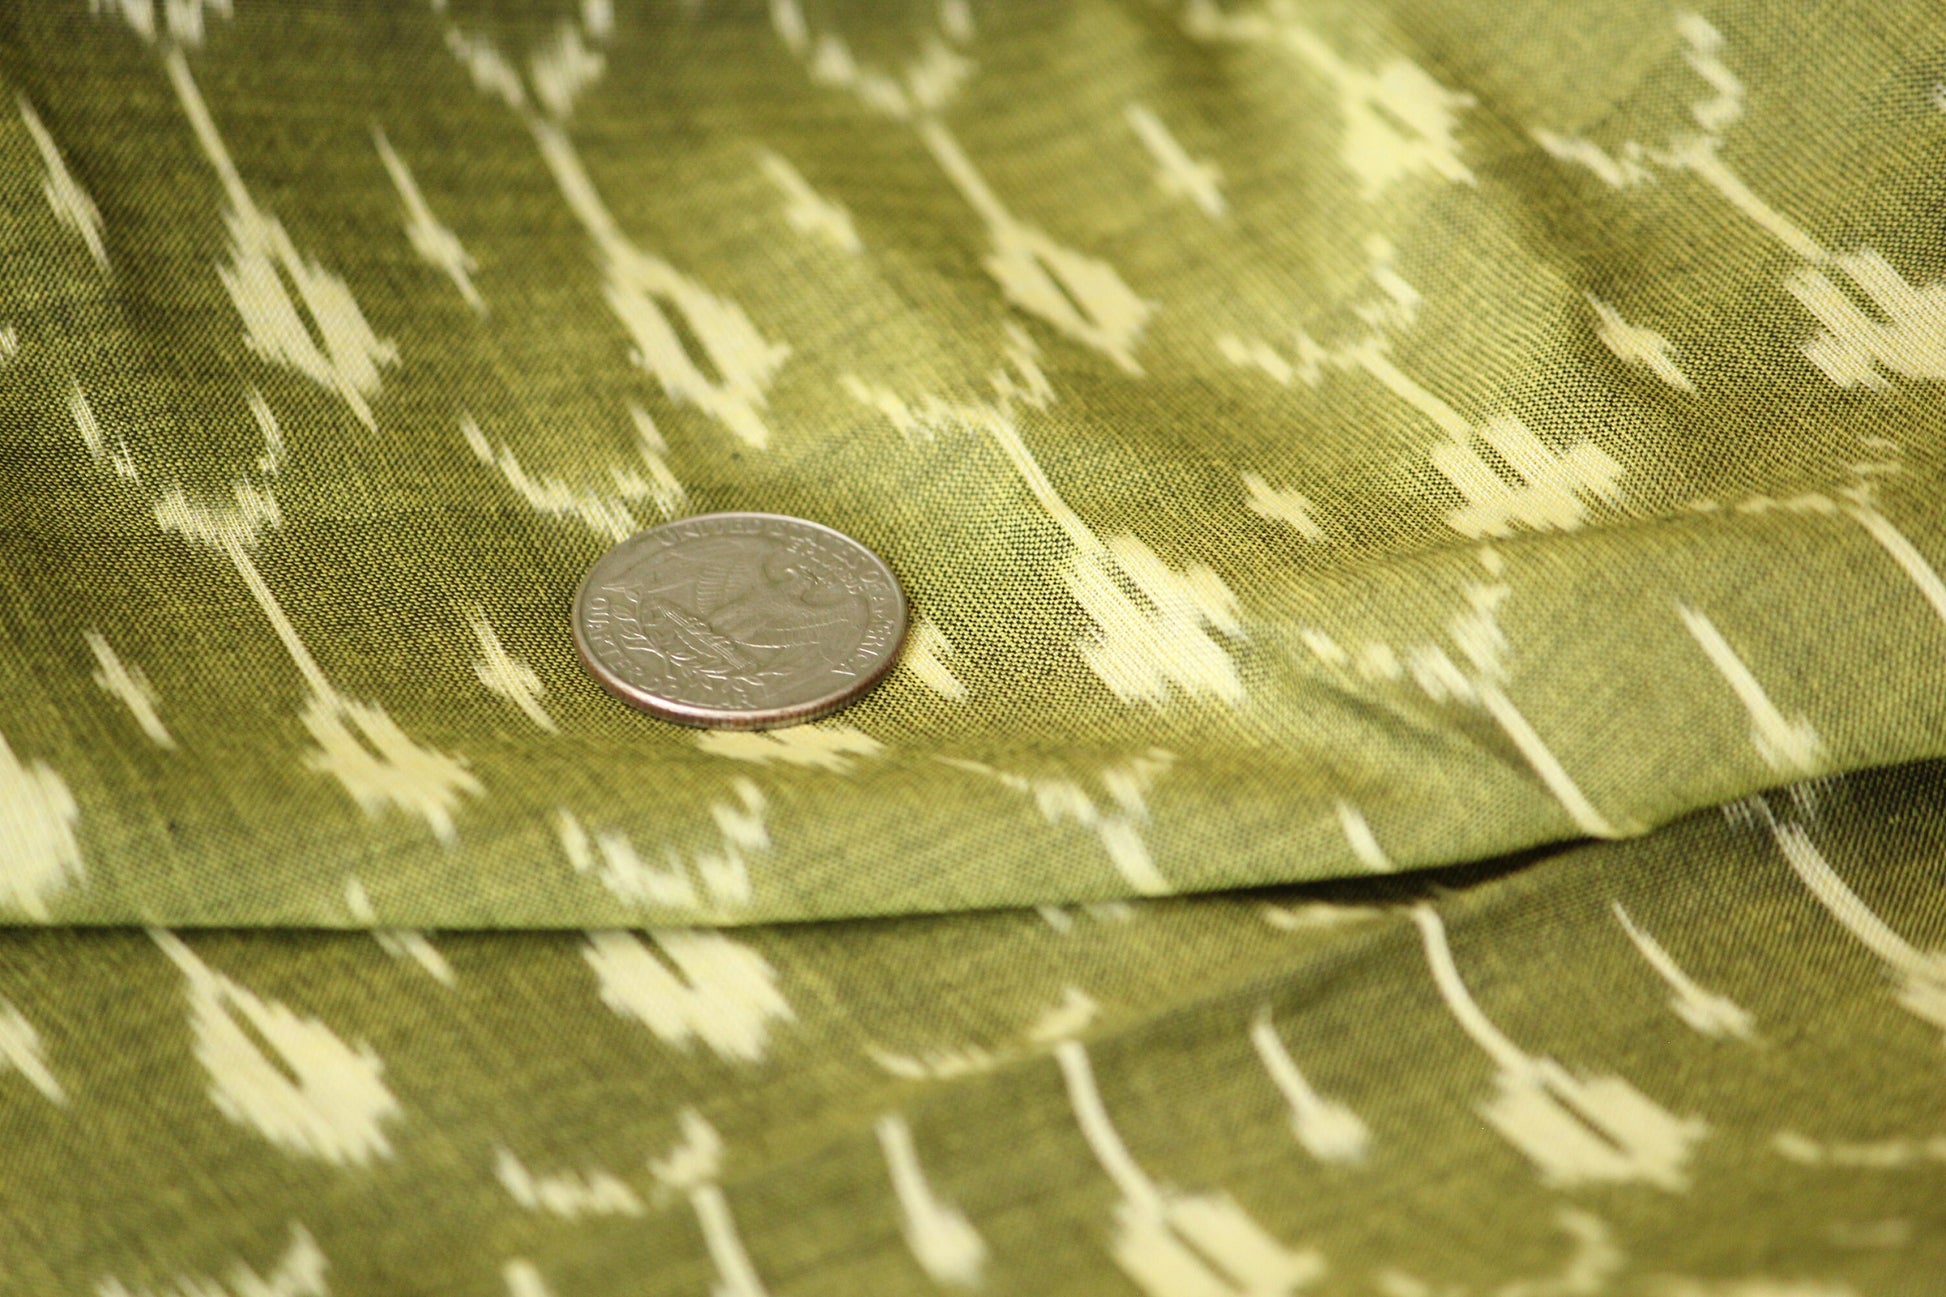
[0,731,85,919]
[651,1110,772,1297]
[1612,902,1757,1041]
[944,750,1178,894]
[166,50,397,431]
[1415,906,1707,1190]
[1589,296,1695,392]
[1251,1010,1371,1163]
[1125,103,1226,218]
[1223,241,1625,540]
[85,631,175,748]
[1676,604,1824,777]
[557,780,767,912]
[696,725,884,772]
[583,929,794,1062]
[97,1225,327,1297]
[1759,808,1946,1038]
[876,1112,988,1288]
[495,1146,646,1218]
[17,93,108,271]
[920,120,1155,375]
[1243,473,1327,541]
[155,487,482,843]
[1537,15,1946,389]
[851,355,1244,705]
[152,929,402,1167]
[372,125,485,313]
[343,878,455,987]
[1054,1035,1325,1296]
[466,606,557,734]
[759,150,862,254]
[68,383,138,481]
[1184,0,1475,197]
[0,1000,66,1104]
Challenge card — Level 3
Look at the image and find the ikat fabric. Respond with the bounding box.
[1,0,1944,1292]
[3,766,1945,1293]
[2,0,1944,925]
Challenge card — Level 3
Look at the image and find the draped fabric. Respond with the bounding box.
[1,1,1942,1291]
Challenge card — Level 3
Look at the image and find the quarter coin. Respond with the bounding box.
[572,512,908,729]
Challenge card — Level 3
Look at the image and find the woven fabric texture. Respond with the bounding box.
[3,764,1943,1293]
[2,0,1945,1292]
[1,0,1943,926]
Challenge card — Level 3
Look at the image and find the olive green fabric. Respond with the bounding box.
[3,0,1946,1291]
[4,764,1944,1293]
[2,0,1945,927]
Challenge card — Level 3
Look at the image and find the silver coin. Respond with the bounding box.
[572,512,908,730]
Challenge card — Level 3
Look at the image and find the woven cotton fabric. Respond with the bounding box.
[5,765,1946,1293]
[3,0,1945,926]
[1,0,1944,1291]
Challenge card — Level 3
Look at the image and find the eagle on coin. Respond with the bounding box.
[627,537,868,682]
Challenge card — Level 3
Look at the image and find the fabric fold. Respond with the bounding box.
[1,5,1944,927]
[4,1,1944,1286]
[4,758,1942,1292]
[0,5,1946,923]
